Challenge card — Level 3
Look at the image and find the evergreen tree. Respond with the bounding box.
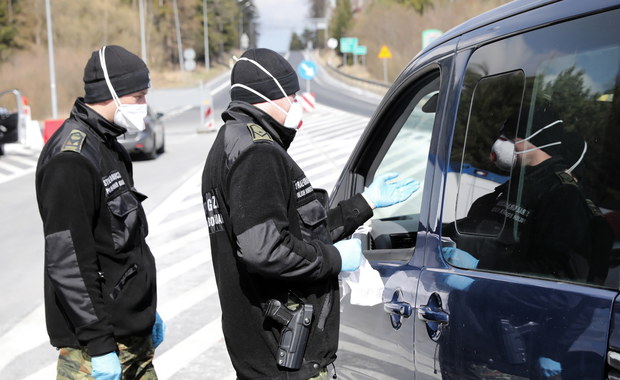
[394,0,434,14]
[0,1,17,61]
[329,0,352,41]
[289,32,305,51]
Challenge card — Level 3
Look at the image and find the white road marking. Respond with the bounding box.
[157,252,210,285]
[0,304,47,373]
[158,278,217,321]
[154,318,224,380]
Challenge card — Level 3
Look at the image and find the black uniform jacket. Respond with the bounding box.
[443,157,614,370]
[452,156,611,283]
[201,101,373,380]
[36,98,157,356]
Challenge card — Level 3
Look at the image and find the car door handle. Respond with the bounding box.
[417,305,449,324]
[384,301,412,317]
[384,291,412,330]
[418,293,449,341]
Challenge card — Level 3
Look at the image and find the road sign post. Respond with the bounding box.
[378,45,393,83]
[339,37,358,66]
[353,45,367,68]
[297,60,317,93]
[183,48,196,81]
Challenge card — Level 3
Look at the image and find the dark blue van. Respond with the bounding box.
[330,0,620,378]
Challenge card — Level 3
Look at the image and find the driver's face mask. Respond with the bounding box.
[490,135,516,172]
[99,46,148,131]
[490,119,585,172]
[230,56,303,130]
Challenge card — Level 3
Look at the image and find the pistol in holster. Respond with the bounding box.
[265,298,313,369]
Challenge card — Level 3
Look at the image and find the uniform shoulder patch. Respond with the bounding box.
[61,129,87,153]
[247,123,273,142]
[585,199,603,217]
[555,171,577,186]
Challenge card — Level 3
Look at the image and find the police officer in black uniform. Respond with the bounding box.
[441,106,614,378]
[444,106,611,282]
[36,45,164,380]
[201,48,419,380]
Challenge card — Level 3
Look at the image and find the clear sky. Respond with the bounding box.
[254,0,310,52]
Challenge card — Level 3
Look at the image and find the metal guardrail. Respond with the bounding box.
[323,62,391,95]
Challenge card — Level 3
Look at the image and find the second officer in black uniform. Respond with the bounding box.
[201,48,419,380]
[36,45,164,380]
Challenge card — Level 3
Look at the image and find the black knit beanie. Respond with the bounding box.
[83,45,150,104]
[230,48,300,104]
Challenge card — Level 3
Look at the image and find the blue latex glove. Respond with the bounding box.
[362,173,420,209]
[91,352,121,380]
[334,239,362,272]
[538,357,562,377]
[445,274,474,290]
[152,311,166,349]
[538,356,562,377]
[442,247,479,269]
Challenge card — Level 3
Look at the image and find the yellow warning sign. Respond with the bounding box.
[378,45,392,59]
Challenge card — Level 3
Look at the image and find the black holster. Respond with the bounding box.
[265,298,313,369]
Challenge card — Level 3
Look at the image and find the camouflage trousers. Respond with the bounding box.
[57,335,157,380]
[307,367,329,380]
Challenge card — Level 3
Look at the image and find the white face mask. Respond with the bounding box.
[491,137,516,172]
[283,99,303,129]
[114,103,148,132]
[99,46,147,131]
[492,119,566,171]
[230,56,303,130]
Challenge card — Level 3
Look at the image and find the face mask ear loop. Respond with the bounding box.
[515,141,561,155]
[98,46,122,109]
[566,140,588,174]
[233,56,293,105]
[514,119,564,154]
[522,119,563,142]
[231,83,289,116]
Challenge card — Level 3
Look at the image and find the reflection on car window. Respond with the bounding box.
[371,77,439,221]
[441,10,620,289]
[445,71,524,233]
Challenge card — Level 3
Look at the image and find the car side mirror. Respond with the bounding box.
[156,112,164,119]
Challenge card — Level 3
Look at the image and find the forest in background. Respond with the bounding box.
[0,0,510,119]
[0,0,255,118]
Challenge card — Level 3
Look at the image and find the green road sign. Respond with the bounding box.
[422,29,443,49]
[339,37,358,53]
[353,45,367,55]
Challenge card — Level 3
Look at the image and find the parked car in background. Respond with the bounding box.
[331,0,620,379]
[0,89,26,156]
[0,108,17,156]
[118,107,165,160]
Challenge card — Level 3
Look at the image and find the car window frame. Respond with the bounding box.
[352,69,444,262]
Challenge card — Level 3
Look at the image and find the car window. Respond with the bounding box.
[371,76,439,221]
[445,71,524,233]
[442,8,620,289]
